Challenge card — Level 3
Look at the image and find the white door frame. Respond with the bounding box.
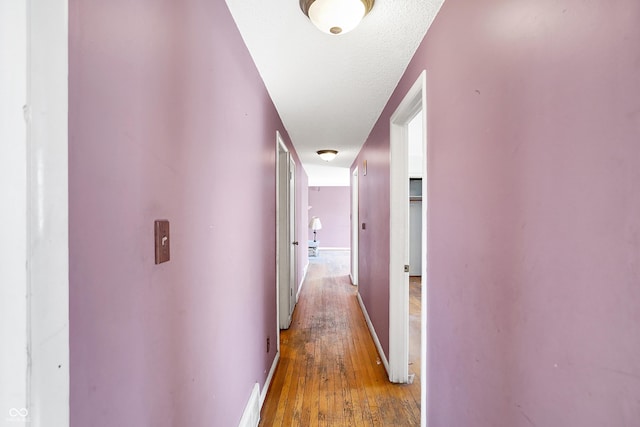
[276,132,288,331]
[276,132,297,331]
[0,0,69,424]
[1,2,29,420]
[288,157,297,314]
[389,71,427,393]
[28,1,70,423]
[350,167,359,286]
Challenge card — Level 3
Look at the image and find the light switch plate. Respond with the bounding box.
[154,220,170,264]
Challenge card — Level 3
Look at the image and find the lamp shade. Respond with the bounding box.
[317,149,338,161]
[309,216,323,231]
[300,0,374,35]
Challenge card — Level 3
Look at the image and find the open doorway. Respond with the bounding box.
[276,132,297,331]
[388,71,427,425]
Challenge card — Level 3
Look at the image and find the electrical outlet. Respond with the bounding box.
[154,220,170,264]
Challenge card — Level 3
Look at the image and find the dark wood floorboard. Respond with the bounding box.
[260,251,421,426]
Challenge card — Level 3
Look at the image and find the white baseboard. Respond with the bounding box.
[356,292,390,376]
[296,261,309,302]
[238,383,260,427]
[260,351,280,408]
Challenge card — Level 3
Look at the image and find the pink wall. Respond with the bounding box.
[68,1,307,425]
[308,186,350,248]
[354,0,640,425]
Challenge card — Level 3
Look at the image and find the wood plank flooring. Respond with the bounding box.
[409,276,422,388]
[260,251,421,426]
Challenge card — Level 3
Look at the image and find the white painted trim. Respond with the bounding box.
[318,247,350,251]
[356,293,390,375]
[276,132,290,332]
[388,71,426,385]
[0,2,28,421]
[27,0,70,424]
[296,261,309,302]
[350,167,359,286]
[260,351,280,408]
[238,383,261,427]
[288,156,298,324]
[275,136,280,351]
[420,75,429,427]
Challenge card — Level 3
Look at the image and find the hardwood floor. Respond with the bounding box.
[409,276,422,387]
[260,251,421,426]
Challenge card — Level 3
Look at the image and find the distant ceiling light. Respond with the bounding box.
[300,0,374,35]
[317,149,338,161]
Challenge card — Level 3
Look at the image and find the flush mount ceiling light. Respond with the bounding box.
[300,0,374,35]
[317,149,338,161]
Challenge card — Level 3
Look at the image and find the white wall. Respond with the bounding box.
[0,2,29,424]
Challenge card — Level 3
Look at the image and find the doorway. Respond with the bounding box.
[276,132,297,330]
[388,71,427,425]
[350,167,359,286]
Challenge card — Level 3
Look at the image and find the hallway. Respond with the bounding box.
[260,251,420,426]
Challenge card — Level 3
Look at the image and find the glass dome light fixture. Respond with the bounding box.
[300,0,375,35]
[317,149,338,161]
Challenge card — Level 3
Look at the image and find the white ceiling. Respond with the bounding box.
[225,0,444,186]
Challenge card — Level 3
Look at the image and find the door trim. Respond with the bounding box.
[350,167,359,286]
[388,71,427,389]
[26,1,69,424]
[288,156,297,314]
[276,131,289,332]
[1,2,29,419]
[276,132,297,331]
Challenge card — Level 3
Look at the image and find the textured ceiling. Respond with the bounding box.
[226,0,444,185]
